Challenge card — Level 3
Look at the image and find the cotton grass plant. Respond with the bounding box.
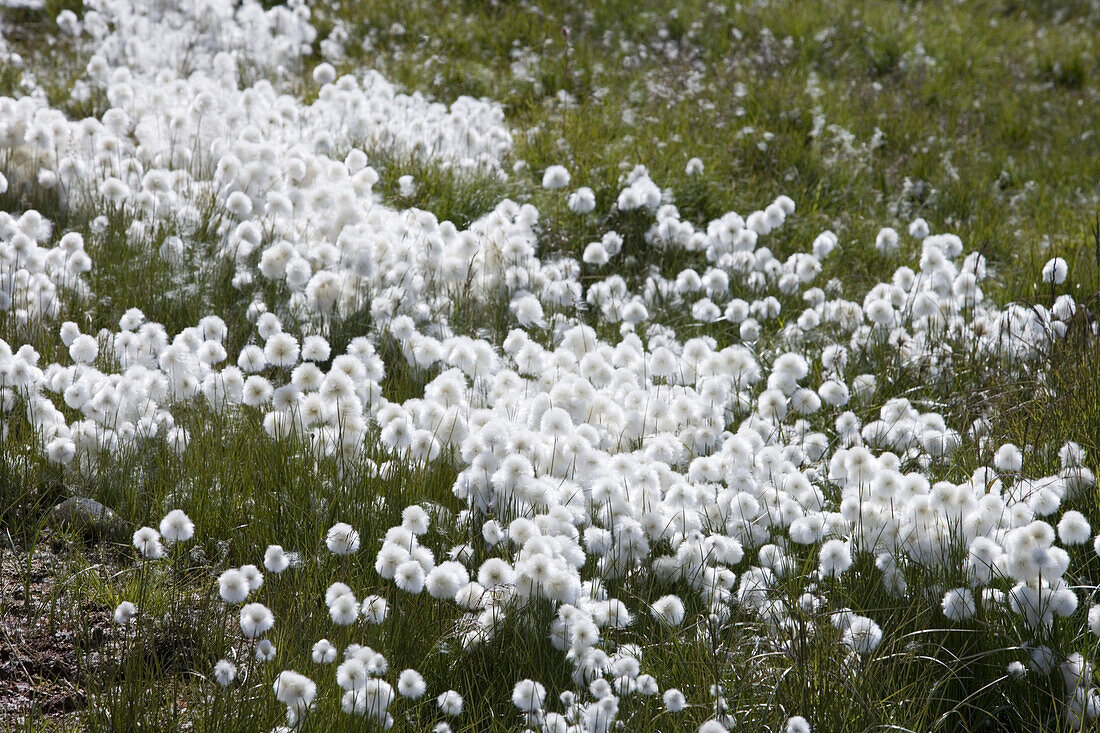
[1,0,1099,732]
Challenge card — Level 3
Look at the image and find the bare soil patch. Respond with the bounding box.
[0,544,109,727]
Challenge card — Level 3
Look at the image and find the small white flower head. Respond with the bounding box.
[132,527,164,559]
[225,191,252,218]
[159,509,194,544]
[455,582,486,609]
[875,227,899,254]
[1007,660,1027,678]
[635,674,658,696]
[663,688,687,712]
[398,175,417,197]
[437,690,463,716]
[908,217,929,240]
[255,639,277,662]
[567,187,596,214]
[583,241,609,265]
[117,308,144,331]
[312,639,338,664]
[99,177,130,205]
[395,560,426,594]
[852,374,876,400]
[200,315,229,345]
[240,565,264,592]
[812,231,838,259]
[512,679,546,712]
[264,333,299,368]
[218,569,250,604]
[511,294,546,327]
[941,588,976,621]
[685,157,704,175]
[542,165,571,190]
[273,670,317,712]
[313,63,336,85]
[214,659,237,686]
[994,443,1023,472]
[818,539,852,577]
[256,312,282,340]
[757,389,787,421]
[425,562,469,601]
[482,520,505,546]
[337,658,369,691]
[1041,257,1068,285]
[402,505,431,535]
[240,602,275,638]
[59,321,81,347]
[785,716,811,733]
[238,345,267,372]
[1088,606,1100,638]
[398,669,427,699]
[1060,652,1090,691]
[113,601,137,625]
[841,615,883,655]
[361,595,389,624]
[326,582,355,606]
[1058,511,1091,545]
[69,334,98,364]
[301,335,331,362]
[1059,441,1086,469]
[329,594,359,625]
[478,558,515,588]
[264,545,290,574]
[326,522,361,555]
[651,594,686,626]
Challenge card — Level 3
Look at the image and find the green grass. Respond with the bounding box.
[1,0,1099,731]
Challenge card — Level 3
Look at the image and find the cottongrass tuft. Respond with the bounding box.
[941,588,977,621]
[264,545,291,573]
[398,669,427,699]
[511,679,546,712]
[131,527,164,560]
[541,165,571,189]
[326,522,361,555]
[786,715,812,733]
[312,639,338,664]
[1041,257,1068,284]
[218,569,250,604]
[113,601,137,625]
[273,670,317,713]
[159,510,194,544]
[663,688,687,712]
[818,539,852,577]
[651,595,686,626]
[214,660,236,687]
[437,690,463,716]
[240,603,275,638]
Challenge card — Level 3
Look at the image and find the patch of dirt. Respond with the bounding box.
[0,544,109,727]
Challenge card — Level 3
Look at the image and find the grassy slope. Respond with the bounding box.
[0,0,1098,730]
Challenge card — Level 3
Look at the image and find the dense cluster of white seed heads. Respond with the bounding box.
[1,1,1096,731]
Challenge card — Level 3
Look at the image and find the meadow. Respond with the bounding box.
[0,0,1098,730]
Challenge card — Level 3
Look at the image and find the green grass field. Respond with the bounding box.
[1,0,1098,731]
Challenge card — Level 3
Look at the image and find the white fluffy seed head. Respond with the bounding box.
[541,165,571,190]
[159,509,193,543]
